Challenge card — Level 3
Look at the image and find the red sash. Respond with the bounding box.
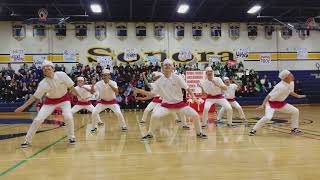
[43,93,71,105]
[269,101,287,109]
[227,98,236,102]
[161,101,187,109]
[76,101,92,106]
[98,99,117,105]
[207,94,224,99]
[152,96,162,103]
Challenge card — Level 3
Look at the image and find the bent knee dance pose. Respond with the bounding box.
[250,70,306,136]
[15,60,81,148]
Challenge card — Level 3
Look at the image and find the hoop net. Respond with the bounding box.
[38,8,48,23]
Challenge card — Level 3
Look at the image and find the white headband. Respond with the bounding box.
[163,58,173,65]
[205,67,213,71]
[278,70,291,80]
[102,69,111,74]
[42,60,54,67]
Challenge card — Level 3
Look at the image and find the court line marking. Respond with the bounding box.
[0,124,87,177]
[264,126,320,141]
[136,115,152,153]
[0,145,309,162]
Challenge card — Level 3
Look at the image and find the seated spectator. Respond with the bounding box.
[137,75,145,89]
[295,80,304,94]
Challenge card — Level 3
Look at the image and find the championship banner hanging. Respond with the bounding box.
[296,48,308,59]
[33,55,48,66]
[178,48,192,60]
[10,49,25,62]
[235,48,249,62]
[63,50,77,62]
[124,48,137,61]
[97,56,113,68]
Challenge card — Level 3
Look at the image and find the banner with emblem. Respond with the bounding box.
[10,49,25,62]
[63,50,77,62]
[235,48,249,62]
[296,48,308,59]
[178,48,192,60]
[124,48,137,61]
[260,53,272,65]
[146,55,160,63]
[207,54,221,63]
[33,55,48,66]
[97,56,113,68]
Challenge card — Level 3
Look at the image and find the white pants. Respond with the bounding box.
[217,101,246,120]
[142,102,188,126]
[71,104,102,123]
[25,101,75,143]
[202,98,233,125]
[92,103,127,129]
[148,106,202,135]
[252,103,299,130]
[141,102,160,123]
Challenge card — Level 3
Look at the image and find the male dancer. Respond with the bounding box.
[90,69,127,133]
[136,59,207,139]
[136,71,190,129]
[199,67,234,128]
[250,70,306,136]
[71,77,103,126]
[216,77,246,123]
[15,60,81,148]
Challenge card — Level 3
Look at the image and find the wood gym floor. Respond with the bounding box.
[0,105,320,180]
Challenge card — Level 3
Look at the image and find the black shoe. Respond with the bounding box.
[176,119,182,123]
[141,134,153,140]
[69,138,76,145]
[201,124,207,129]
[249,129,256,136]
[139,120,145,124]
[91,128,97,133]
[21,141,30,148]
[121,127,128,132]
[226,124,237,128]
[291,128,303,135]
[197,133,208,139]
[182,125,190,130]
[97,122,104,126]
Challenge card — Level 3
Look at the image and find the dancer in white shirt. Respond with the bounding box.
[15,60,81,148]
[71,77,103,126]
[136,59,207,139]
[250,70,306,136]
[216,77,246,122]
[90,69,127,133]
[136,72,190,129]
[199,67,234,127]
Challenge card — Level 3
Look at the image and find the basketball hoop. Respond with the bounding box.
[306,17,317,30]
[38,8,48,23]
